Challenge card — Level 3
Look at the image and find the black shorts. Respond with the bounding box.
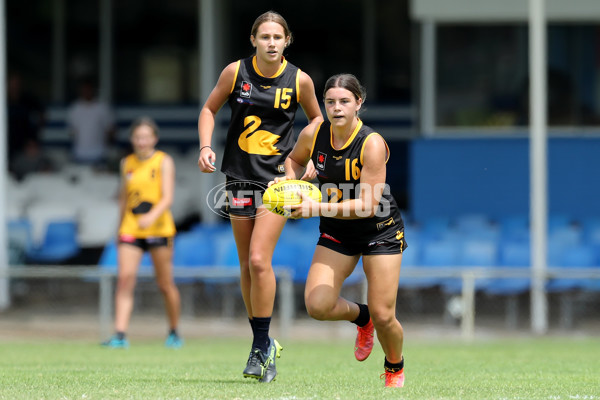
[118,234,173,251]
[224,176,267,217]
[317,228,407,256]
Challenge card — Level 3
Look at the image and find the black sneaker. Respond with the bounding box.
[243,349,265,379]
[259,338,283,383]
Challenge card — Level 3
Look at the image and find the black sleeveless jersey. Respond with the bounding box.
[310,120,404,242]
[221,56,301,183]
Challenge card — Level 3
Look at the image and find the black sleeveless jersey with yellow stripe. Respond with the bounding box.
[310,120,404,242]
[222,56,301,183]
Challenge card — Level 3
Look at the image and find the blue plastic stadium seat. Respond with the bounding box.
[400,239,459,290]
[419,217,453,242]
[454,214,493,233]
[400,239,420,268]
[547,244,597,292]
[280,231,316,284]
[26,220,80,263]
[173,232,215,267]
[548,225,582,249]
[583,219,600,263]
[190,222,230,237]
[441,239,498,294]
[499,215,529,244]
[172,231,216,283]
[7,219,33,264]
[548,214,572,234]
[482,242,530,296]
[200,229,240,285]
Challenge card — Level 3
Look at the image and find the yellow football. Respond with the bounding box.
[262,180,322,218]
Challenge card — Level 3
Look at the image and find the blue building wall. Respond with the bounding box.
[409,137,600,222]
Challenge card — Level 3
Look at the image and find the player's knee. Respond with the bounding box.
[156,280,173,294]
[117,274,136,291]
[305,303,330,321]
[305,296,333,320]
[248,252,270,273]
[370,310,397,331]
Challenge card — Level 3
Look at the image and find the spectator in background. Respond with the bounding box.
[10,140,54,181]
[66,76,116,168]
[7,71,46,178]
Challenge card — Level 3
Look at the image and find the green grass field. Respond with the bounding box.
[1,337,599,399]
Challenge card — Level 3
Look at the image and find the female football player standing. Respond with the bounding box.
[102,117,182,349]
[197,11,322,382]
[278,74,407,387]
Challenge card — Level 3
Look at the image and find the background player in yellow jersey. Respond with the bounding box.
[198,11,322,382]
[102,117,182,349]
[276,74,406,387]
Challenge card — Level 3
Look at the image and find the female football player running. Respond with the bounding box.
[276,74,407,387]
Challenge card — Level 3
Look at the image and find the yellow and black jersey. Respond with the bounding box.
[310,120,404,242]
[118,150,176,238]
[221,56,301,183]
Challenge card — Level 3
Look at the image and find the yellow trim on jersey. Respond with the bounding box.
[252,56,288,78]
[230,60,241,94]
[360,132,390,165]
[331,119,363,151]
[295,69,301,102]
[309,121,325,158]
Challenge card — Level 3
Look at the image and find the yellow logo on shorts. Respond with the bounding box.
[396,230,404,240]
[376,217,395,231]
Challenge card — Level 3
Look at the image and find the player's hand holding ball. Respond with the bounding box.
[262,179,321,219]
[268,175,291,187]
[285,191,320,219]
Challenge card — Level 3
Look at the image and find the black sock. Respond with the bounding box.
[252,316,271,353]
[384,356,404,372]
[351,303,371,327]
[249,318,255,336]
[116,331,126,340]
[169,328,178,336]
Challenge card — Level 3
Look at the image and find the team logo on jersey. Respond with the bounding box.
[316,152,327,170]
[333,155,343,160]
[238,115,281,155]
[240,81,253,98]
[260,85,271,89]
[277,164,285,173]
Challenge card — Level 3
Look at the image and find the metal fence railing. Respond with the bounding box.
[2,265,600,341]
[1,265,294,340]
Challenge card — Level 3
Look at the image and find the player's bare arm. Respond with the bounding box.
[198,62,237,172]
[279,123,319,183]
[291,134,387,220]
[298,71,323,126]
